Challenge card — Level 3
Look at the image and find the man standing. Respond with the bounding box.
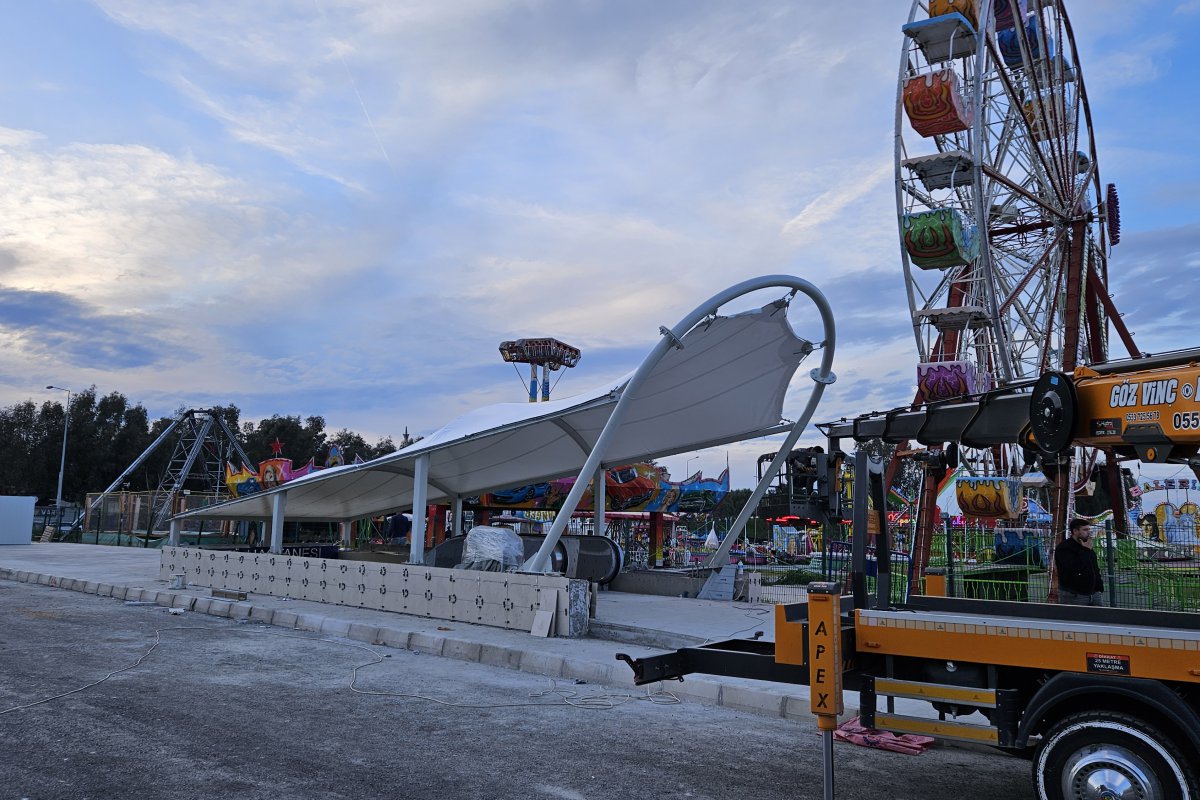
[1054,518,1103,605]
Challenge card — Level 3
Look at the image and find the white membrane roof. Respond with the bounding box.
[177,302,810,522]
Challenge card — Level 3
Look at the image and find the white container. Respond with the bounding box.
[0,496,36,545]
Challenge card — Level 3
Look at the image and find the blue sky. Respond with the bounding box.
[0,1,1197,487]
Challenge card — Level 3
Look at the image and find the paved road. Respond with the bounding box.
[0,580,1032,800]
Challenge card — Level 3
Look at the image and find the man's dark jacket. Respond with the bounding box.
[1054,536,1103,595]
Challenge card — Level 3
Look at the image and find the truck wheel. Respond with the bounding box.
[1034,711,1198,800]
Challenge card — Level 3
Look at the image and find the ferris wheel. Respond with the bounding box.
[895,0,1135,418]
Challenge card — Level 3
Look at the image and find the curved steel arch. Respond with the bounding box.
[524,274,836,573]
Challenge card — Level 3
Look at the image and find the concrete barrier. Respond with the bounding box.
[159,547,590,638]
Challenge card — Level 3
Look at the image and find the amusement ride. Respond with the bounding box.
[894,0,1139,581]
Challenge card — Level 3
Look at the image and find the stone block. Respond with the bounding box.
[478,644,523,670]
[347,623,381,644]
[319,617,352,638]
[229,602,254,620]
[783,694,818,721]
[272,610,299,630]
[441,639,482,663]
[676,679,722,705]
[190,598,212,615]
[208,599,233,618]
[111,586,129,600]
[408,632,445,656]
[249,605,275,625]
[519,652,564,678]
[96,583,114,597]
[376,628,410,649]
[560,658,614,687]
[82,581,99,594]
[296,614,324,633]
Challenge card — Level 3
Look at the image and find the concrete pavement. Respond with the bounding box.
[0,543,837,724]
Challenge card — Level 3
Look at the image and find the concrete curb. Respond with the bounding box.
[588,620,707,650]
[0,567,855,726]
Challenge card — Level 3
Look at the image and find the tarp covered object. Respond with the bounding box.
[175,303,811,523]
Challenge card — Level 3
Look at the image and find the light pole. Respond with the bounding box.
[685,456,699,478]
[46,385,71,508]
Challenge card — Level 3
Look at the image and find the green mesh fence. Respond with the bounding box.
[750,520,1200,612]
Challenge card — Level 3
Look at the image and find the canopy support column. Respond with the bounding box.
[452,496,464,536]
[650,512,665,567]
[339,520,352,547]
[593,466,606,536]
[269,491,287,554]
[409,453,430,563]
[169,519,181,547]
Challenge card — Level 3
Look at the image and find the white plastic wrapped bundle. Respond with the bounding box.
[456,525,525,572]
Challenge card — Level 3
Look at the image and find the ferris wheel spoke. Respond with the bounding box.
[993,272,1048,358]
[900,179,945,215]
[985,167,1051,224]
[985,124,1055,218]
[981,164,1064,219]
[1010,12,1072,191]
[996,229,1068,316]
[1068,158,1097,217]
[984,38,1065,207]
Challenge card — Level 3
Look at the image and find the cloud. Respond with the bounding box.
[0,0,1183,494]
[0,128,45,148]
[0,126,404,411]
[1083,34,1175,91]
[0,286,178,369]
[1106,222,1200,353]
[782,161,894,242]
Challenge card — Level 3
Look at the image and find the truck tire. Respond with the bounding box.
[1033,711,1198,800]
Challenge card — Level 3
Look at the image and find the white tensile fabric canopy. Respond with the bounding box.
[176,301,812,523]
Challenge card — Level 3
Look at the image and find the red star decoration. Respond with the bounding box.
[270,437,284,456]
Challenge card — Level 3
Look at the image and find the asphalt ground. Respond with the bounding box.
[0,544,941,725]
[0,581,1033,800]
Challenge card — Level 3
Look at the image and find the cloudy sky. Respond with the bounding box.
[1,0,1197,487]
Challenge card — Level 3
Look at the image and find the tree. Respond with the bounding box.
[242,415,328,466]
[0,388,156,504]
[325,429,400,463]
[694,487,770,541]
[0,389,415,504]
[0,401,45,497]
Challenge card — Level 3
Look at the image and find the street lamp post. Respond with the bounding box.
[46,385,71,509]
[685,456,699,478]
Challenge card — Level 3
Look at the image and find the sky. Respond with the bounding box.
[0,0,1198,489]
